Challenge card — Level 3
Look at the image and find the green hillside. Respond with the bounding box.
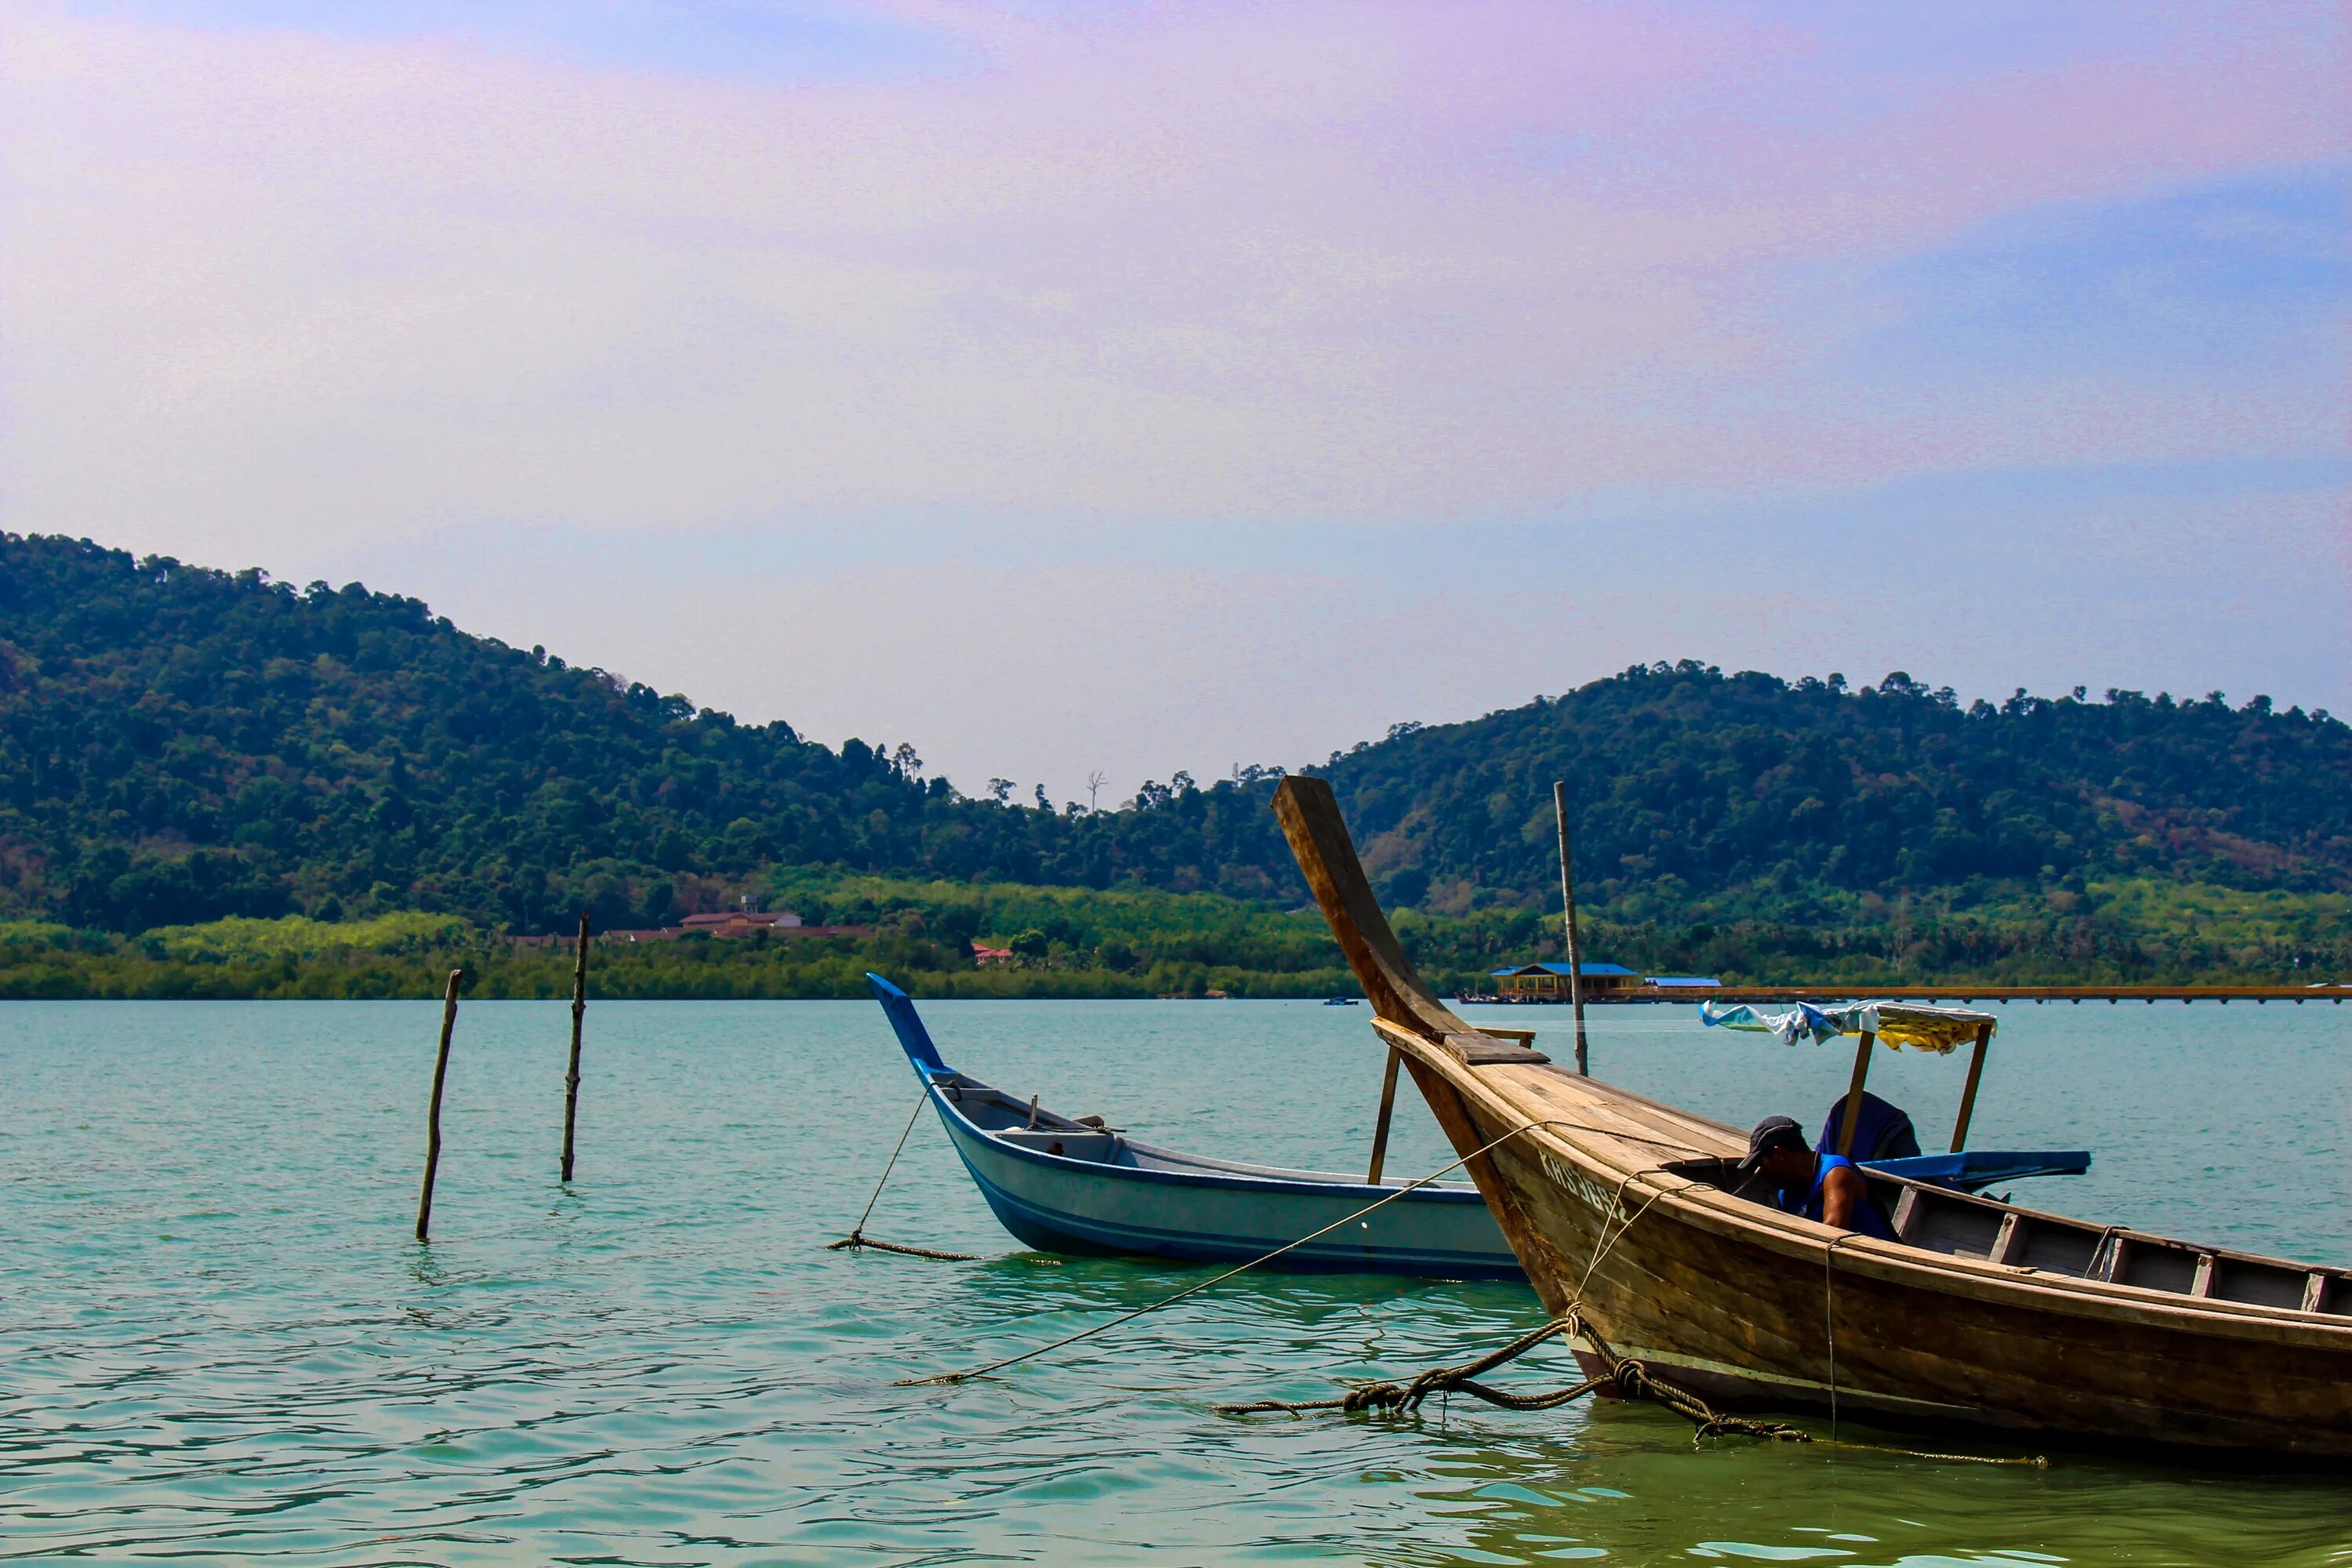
[1321,662,2351,920]
[2,533,2347,989]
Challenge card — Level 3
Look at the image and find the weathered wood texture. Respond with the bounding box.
[416,968,462,1243]
[1270,775,2352,1456]
[1948,1022,1991,1152]
[1365,1047,1402,1185]
[561,911,590,1182]
[1835,1031,1874,1156]
[1552,780,1589,1076]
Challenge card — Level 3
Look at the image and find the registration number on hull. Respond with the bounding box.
[1539,1149,1626,1225]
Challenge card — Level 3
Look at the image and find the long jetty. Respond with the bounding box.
[1465,984,2350,1006]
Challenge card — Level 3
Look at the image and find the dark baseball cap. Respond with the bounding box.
[1737,1115,1808,1173]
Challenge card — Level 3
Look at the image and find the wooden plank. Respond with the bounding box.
[2303,1273,2328,1314]
[1365,1046,1402,1185]
[1272,777,1469,1042]
[1949,1022,1991,1152]
[1444,1032,1552,1065]
[1835,1031,1875,1156]
[1269,775,2352,1454]
[2192,1254,2219,1299]
[1991,1212,2027,1265]
[1891,1187,1923,1241]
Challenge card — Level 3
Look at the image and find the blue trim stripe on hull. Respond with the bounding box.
[938,1094,1526,1280]
[862,970,1524,1282]
[965,1167,1526,1278]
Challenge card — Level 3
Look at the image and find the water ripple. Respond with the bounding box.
[2,999,2348,1564]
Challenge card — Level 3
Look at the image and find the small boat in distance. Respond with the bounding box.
[865,974,1525,1279]
[1323,996,1359,1006]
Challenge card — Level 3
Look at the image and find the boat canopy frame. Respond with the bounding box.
[1699,998,1999,1158]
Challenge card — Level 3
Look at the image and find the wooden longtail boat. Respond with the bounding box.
[865,973,1523,1279]
[1272,776,2352,1456]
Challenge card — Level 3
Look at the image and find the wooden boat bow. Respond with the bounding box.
[1272,775,2352,1456]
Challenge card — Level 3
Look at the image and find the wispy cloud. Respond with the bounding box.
[2,0,2343,789]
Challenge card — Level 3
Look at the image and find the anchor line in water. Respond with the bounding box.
[1221,1160,2045,1465]
[1218,1309,1806,1443]
[829,1088,980,1262]
[895,1120,1557,1387]
[843,1085,2045,1464]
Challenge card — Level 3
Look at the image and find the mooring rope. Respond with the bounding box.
[895,1121,1546,1387]
[1212,1148,2042,1463]
[1218,1307,1808,1442]
[873,1093,2044,1465]
[1824,1229,1857,1442]
[1218,1165,1802,1443]
[829,1089,981,1262]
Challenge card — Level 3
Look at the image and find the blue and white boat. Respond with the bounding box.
[866,974,1525,1279]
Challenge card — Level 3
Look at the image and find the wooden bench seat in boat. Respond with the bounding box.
[1666,1155,2352,1315]
[1271,773,2352,1454]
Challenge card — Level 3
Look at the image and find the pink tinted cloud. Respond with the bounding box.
[1,0,2342,560]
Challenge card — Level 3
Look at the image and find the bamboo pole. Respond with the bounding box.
[561,911,590,1182]
[1552,781,1589,1076]
[1365,1046,1403,1185]
[416,968,463,1243]
[1949,1021,1992,1152]
[1835,1030,1875,1157]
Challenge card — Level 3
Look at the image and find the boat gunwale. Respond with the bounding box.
[919,1069,1494,1204]
[1377,1026,2352,1345]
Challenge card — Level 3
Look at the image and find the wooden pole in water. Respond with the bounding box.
[1949,1021,1992,1152]
[561,911,590,1182]
[416,967,463,1243]
[1835,1029,1875,1157]
[1365,1046,1402,1185]
[1552,781,1589,1076]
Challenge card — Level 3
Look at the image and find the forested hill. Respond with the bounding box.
[1320,667,2350,921]
[2,532,2346,935]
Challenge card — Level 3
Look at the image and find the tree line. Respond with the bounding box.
[2,535,2345,963]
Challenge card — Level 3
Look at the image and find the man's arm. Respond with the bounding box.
[1820,1162,1869,1231]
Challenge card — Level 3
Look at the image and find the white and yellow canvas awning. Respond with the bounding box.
[1699,1000,1996,1054]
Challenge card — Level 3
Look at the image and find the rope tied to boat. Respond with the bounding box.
[895,1120,1552,1387]
[1218,1307,1809,1442]
[1218,1167,1802,1443]
[829,1089,980,1262]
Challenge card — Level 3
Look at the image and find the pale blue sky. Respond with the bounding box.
[5,0,2345,801]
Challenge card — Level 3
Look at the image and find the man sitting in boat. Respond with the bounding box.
[1737,1115,1897,1240]
[1817,1091,1920,1165]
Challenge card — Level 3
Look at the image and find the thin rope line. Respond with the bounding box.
[897,1120,1548,1387]
[1824,1230,1862,1445]
[1573,1168,1679,1304]
[833,1090,931,1247]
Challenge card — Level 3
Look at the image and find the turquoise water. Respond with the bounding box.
[3,997,2348,1565]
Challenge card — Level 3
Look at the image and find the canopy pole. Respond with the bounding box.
[1366,1047,1402,1185]
[1949,1022,1992,1152]
[1835,1030,1875,1157]
[1553,781,1589,1076]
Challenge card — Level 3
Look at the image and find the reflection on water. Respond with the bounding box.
[1,998,2347,1564]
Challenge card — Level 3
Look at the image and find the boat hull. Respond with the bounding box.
[932,1091,1524,1279]
[1269,773,2352,1457]
[1435,1058,2352,1454]
[863,969,1523,1280]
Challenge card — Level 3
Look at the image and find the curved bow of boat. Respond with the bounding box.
[1270,775,2352,1455]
